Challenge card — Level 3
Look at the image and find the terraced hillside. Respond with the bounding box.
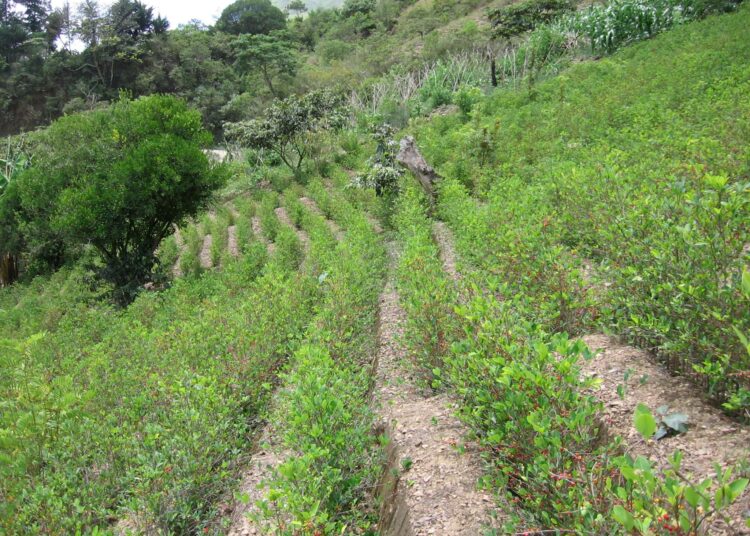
[1,2,750,536]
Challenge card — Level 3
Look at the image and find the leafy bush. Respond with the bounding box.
[0,238,319,533]
[415,8,750,413]
[454,85,483,115]
[12,95,226,304]
[257,189,386,534]
[394,185,459,386]
[225,90,347,174]
[352,124,403,197]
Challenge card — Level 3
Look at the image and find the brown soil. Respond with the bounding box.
[227,424,289,536]
[582,334,750,535]
[299,196,344,241]
[433,220,750,533]
[432,222,459,282]
[199,234,213,269]
[251,216,275,256]
[227,225,239,258]
[274,206,310,252]
[374,243,500,535]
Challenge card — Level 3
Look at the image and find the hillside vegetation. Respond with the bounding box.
[1,0,749,534]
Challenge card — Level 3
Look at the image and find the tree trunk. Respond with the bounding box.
[396,136,441,207]
[491,57,498,87]
[0,252,18,287]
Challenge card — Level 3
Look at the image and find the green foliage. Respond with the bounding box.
[342,0,376,18]
[225,90,347,174]
[259,193,281,241]
[0,135,29,196]
[495,0,744,84]
[216,0,287,35]
[261,346,378,534]
[453,85,483,115]
[272,225,304,271]
[394,185,458,386]
[569,0,740,54]
[256,186,386,534]
[489,0,574,40]
[13,94,225,304]
[157,234,180,274]
[415,7,750,414]
[611,449,749,534]
[0,235,320,533]
[352,123,402,197]
[233,32,299,98]
[390,10,750,532]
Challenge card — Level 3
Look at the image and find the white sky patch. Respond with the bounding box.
[50,0,233,29]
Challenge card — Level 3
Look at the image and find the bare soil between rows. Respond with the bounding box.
[373,242,499,535]
[431,218,750,534]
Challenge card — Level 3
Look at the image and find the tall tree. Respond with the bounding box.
[76,0,102,47]
[286,0,307,19]
[19,0,50,33]
[216,0,286,35]
[233,32,298,97]
[14,95,226,303]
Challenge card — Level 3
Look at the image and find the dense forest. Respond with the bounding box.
[1,0,496,136]
[1,0,749,533]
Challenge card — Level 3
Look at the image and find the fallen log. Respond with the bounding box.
[396,136,441,207]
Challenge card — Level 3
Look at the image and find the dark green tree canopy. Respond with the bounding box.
[108,0,167,38]
[488,0,573,40]
[341,0,375,18]
[286,0,307,17]
[216,0,286,35]
[12,94,225,303]
[233,31,298,97]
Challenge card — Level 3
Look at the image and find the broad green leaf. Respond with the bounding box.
[742,269,750,297]
[728,478,749,501]
[684,487,700,508]
[612,505,635,530]
[634,404,656,439]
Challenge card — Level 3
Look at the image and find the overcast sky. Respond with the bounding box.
[50,0,234,28]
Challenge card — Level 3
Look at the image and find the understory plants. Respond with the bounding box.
[414,6,750,415]
[0,218,318,533]
[254,185,387,534]
[394,180,749,534]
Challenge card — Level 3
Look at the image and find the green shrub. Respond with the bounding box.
[259,193,281,242]
[394,184,460,386]
[15,95,225,304]
[157,235,180,274]
[0,244,321,533]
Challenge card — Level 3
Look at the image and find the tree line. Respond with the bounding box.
[0,0,417,137]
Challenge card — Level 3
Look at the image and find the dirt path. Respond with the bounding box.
[582,334,750,535]
[227,225,239,258]
[227,423,288,536]
[432,220,750,534]
[299,196,344,241]
[274,206,310,252]
[251,216,275,256]
[373,243,499,535]
[432,222,459,282]
[199,234,213,269]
